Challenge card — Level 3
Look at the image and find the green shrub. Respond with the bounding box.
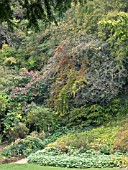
[66,104,110,127]
[0,92,11,115]
[10,123,29,140]
[30,131,46,141]
[62,98,128,128]
[99,144,111,155]
[3,111,23,141]
[2,136,44,157]
[98,12,128,63]
[2,131,63,158]
[27,106,54,132]
[0,44,17,67]
[0,92,11,132]
[40,131,64,148]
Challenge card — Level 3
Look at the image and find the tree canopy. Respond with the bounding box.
[0,0,83,29]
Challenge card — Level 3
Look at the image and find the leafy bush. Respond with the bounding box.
[6,69,49,105]
[0,92,12,138]
[40,131,64,148]
[3,111,23,141]
[2,130,64,156]
[10,123,29,140]
[98,12,128,64]
[0,44,17,67]
[71,99,127,127]
[0,92,11,115]
[30,131,46,141]
[2,136,44,157]
[27,106,54,132]
[66,104,110,127]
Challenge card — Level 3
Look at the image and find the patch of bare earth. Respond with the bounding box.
[13,158,28,164]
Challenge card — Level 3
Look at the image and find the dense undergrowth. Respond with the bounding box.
[1,116,128,167]
[28,118,128,168]
[0,0,128,168]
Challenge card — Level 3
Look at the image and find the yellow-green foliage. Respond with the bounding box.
[48,116,128,152]
[55,71,76,115]
[48,126,119,149]
[98,12,128,41]
[55,70,87,115]
[0,92,11,116]
[113,119,128,153]
[98,12,128,62]
[0,44,17,66]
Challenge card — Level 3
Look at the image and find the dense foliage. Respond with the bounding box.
[2,136,44,157]
[0,0,128,168]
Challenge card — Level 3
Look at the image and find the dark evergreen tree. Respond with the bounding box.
[0,0,83,30]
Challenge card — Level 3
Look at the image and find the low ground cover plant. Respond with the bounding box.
[28,154,115,168]
[48,126,119,152]
[28,147,128,168]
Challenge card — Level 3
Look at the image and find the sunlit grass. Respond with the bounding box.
[0,164,119,170]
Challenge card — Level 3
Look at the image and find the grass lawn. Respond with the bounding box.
[0,164,120,170]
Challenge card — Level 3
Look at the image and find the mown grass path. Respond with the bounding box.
[0,164,120,170]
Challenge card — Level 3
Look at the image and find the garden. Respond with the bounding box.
[0,0,128,170]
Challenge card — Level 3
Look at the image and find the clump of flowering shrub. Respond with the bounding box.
[6,69,49,105]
